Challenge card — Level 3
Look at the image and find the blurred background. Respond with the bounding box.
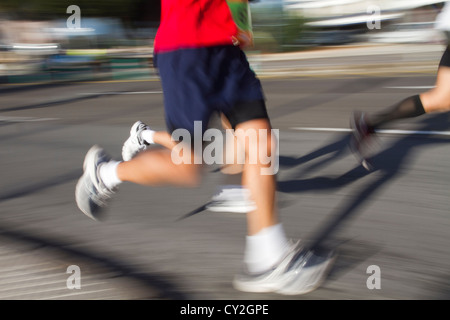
[0,0,448,84]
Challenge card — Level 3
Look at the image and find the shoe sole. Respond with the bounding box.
[232,280,282,293]
[75,145,103,221]
[206,204,256,213]
[233,252,337,295]
[275,253,337,295]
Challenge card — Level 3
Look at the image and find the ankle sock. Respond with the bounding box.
[99,161,122,190]
[141,130,156,144]
[244,223,290,274]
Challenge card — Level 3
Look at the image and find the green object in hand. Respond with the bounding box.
[227,1,252,31]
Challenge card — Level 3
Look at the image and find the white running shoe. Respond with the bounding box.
[122,121,151,161]
[206,185,257,213]
[233,242,336,295]
[75,145,116,221]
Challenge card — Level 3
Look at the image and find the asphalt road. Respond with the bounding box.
[1,45,450,301]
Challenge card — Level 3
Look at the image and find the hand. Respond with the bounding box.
[232,30,254,49]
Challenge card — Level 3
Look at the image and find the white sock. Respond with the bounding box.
[141,130,156,144]
[244,223,290,274]
[99,161,122,190]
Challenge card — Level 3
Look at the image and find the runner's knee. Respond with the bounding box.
[421,90,450,112]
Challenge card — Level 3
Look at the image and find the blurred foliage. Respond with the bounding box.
[0,0,161,27]
[251,5,310,53]
[279,14,310,51]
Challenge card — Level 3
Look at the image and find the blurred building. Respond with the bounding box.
[250,0,449,48]
[284,0,446,25]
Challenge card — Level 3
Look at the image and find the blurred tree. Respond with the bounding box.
[280,14,309,51]
[251,4,309,52]
[0,0,161,27]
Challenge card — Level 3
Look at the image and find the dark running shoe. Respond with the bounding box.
[350,111,376,171]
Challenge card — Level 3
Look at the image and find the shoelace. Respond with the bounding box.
[136,124,151,146]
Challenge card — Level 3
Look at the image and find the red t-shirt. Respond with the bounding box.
[153,0,238,53]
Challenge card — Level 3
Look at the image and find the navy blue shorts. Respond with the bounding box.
[439,46,450,68]
[154,45,268,135]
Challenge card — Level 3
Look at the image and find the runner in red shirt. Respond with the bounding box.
[154,0,237,53]
[75,0,336,295]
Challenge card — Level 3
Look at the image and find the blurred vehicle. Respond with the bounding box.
[8,43,60,56]
[43,50,108,74]
[294,29,358,47]
[42,18,127,74]
[368,21,443,44]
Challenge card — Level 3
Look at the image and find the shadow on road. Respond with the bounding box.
[0,170,190,300]
[0,223,190,300]
[278,112,450,275]
[175,112,450,292]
